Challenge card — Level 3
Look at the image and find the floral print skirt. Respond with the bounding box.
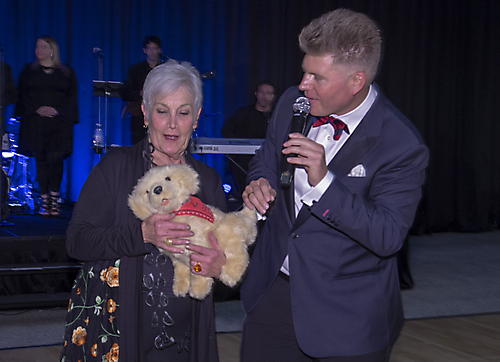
[60,259,121,362]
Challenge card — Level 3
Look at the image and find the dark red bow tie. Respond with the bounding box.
[312,116,350,140]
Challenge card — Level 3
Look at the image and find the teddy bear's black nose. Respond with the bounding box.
[153,186,162,195]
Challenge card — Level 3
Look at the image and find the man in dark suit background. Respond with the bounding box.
[240,8,429,362]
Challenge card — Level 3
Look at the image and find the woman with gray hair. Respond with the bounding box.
[61,59,226,362]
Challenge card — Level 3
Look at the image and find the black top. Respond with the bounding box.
[221,104,271,139]
[15,62,78,156]
[122,60,159,103]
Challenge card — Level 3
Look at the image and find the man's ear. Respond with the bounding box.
[143,48,147,55]
[351,72,367,95]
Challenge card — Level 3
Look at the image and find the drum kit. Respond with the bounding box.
[1,117,36,212]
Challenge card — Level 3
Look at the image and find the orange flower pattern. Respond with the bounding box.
[91,343,98,357]
[61,261,121,360]
[107,298,117,313]
[100,266,119,287]
[71,326,87,346]
[106,343,119,362]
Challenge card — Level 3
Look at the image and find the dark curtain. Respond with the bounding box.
[1,0,498,233]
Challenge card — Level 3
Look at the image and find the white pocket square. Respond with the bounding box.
[348,164,366,177]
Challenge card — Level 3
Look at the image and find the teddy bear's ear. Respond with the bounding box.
[128,191,153,220]
[128,173,156,220]
[179,165,200,195]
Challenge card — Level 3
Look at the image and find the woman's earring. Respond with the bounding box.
[143,123,148,129]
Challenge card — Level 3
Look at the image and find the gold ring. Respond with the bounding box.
[194,261,202,273]
[164,238,173,247]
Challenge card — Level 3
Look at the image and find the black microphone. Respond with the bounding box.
[280,96,311,187]
[93,47,103,56]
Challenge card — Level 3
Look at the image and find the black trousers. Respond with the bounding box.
[240,273,392,362]
[33,150,66,195]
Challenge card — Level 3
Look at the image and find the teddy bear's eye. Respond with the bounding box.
[165,177,171,181]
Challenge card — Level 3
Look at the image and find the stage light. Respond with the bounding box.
[222,183,232,194]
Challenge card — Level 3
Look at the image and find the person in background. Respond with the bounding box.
[0,60,16,107]
[61,60,229,362]
[240,9,429,361]
[122,35,164,144]
[221,80,276,194]
[15,36,78,217]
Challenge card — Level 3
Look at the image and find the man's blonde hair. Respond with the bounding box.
[299,9,382,83]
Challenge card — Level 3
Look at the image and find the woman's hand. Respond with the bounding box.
[141,213,193,253]
[188,231,227,279]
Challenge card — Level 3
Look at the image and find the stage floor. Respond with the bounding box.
[0,206,77,310]
[0,206,72,240]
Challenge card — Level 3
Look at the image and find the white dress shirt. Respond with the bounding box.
[280,85,378,275]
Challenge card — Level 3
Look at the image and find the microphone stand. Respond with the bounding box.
[92,50,122,158]
[98,50,104,148]
[94,50,105,158]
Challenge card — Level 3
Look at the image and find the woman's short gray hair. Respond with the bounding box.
[142,59,203,122]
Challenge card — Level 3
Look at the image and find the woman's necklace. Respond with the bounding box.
[40,63,55,74]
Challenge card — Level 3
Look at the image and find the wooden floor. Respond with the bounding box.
[0,313,499,361]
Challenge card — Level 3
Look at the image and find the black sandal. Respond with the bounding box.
[49,192,60,217]
[39,194,51,216]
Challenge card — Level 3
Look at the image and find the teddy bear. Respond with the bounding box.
[128,164,257,300]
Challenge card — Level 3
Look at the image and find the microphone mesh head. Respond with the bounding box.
[293,96,311,115]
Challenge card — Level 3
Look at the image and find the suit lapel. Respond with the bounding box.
[327,128,381,180]
[290,91,386,232]
[328,92,384,180]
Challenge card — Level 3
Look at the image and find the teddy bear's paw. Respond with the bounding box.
[172,262,191,297]
[218,253,249,287]
[234,206,258,245]
[189,275,213,300]
[172,279,190,297]
[219,262,248,286]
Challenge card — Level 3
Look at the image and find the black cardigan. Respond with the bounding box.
[66,139,226,361]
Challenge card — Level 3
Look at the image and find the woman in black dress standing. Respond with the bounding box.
[15,35,78,216]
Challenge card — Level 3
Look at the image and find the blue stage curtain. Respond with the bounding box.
[1,0,227,202]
